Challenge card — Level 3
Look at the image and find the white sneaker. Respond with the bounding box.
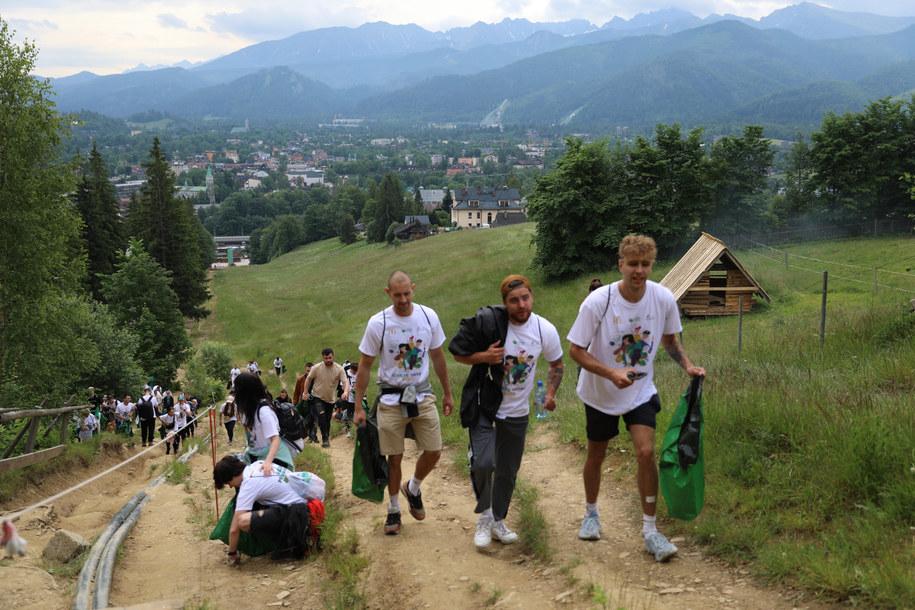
[474,516,493,548]
[644,532,678,562]
[579,512,602,540]
[491,519,519,544]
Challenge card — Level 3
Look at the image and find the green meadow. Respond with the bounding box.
[197,225,915,607]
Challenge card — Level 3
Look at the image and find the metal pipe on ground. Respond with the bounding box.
[92,494,150,609]
[72,491,147,610]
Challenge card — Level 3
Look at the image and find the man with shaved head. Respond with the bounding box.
[353,270,454,535]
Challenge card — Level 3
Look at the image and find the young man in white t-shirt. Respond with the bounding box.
[567,234,705,562]
[353,270,454,536]
[115,395,134,436]
[450,274,564,549]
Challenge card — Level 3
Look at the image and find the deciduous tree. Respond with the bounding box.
[100,239,192,387]
[0,19,92,408]
[527,138,620,280]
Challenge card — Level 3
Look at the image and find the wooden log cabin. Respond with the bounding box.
[660,233,770,317]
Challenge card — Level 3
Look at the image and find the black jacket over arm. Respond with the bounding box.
[448,305,509,428]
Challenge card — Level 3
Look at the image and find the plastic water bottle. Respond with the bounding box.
[534,381,546,419]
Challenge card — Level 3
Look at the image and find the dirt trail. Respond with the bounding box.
[1,424,831,609]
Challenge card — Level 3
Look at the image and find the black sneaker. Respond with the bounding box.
[384,511,401,535]
[401,482,426,520]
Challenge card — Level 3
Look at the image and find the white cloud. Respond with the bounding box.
[157,13,190,30]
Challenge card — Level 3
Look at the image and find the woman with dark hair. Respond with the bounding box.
[235,372,292,475]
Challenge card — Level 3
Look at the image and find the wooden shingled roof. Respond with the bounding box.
[660,233,770,314]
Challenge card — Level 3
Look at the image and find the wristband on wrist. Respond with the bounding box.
[227,550,238,556]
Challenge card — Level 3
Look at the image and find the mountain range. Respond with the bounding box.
[48,3,915,136]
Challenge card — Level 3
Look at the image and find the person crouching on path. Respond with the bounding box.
[449,274,564,549]
[213,455,323,565]
[567,234,705,562]
[235,372,300,473]
[352,270,454,536]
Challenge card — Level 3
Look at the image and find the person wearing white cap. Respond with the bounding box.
[220,392,238,445]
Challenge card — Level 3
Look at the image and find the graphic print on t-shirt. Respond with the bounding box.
[390,334,425,371]
[610,322,655,367]
[501,337,537,397]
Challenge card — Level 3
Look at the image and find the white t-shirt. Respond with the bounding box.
[236,461,305,512]
[230,367,241,382]
[344,368,357,403]
[136,394,158,417]
[115,401,133,419]
[159,412,178,429]
[567,281,682,415]
[274,358,283,369]
[175,401,191,426]
[221,400,237,422]
[78,413,98,437]
[244,403,280,451]
[498,313,563,419]
[247,362,258,373]
[358,304,445,406]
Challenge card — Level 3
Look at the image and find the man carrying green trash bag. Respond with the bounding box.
[568,234,705,562]
[659,376,705,521]
[351,416,389,503]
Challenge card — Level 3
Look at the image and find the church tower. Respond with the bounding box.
[206,166,215,205]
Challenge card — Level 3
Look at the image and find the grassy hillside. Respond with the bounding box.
[197,225,915,606]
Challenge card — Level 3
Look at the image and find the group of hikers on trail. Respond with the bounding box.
[78,385,202,454]
[211,234,706,566]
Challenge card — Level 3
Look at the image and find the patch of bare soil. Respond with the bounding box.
[1,424,836,609]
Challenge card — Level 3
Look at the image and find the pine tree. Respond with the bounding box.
[128,137,210,318]
[367,173,403,243]
[338,212,357,244]
[74,141,126,301]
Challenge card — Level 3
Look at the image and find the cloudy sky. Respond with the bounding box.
[4,0,912,77]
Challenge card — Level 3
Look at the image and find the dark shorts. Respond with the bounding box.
[249,504,288,539]
[584,394,661,443]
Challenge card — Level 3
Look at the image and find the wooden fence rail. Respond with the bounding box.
[0,395,86,474]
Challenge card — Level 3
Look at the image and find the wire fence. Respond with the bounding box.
[682,224,915,351]
[713,217,913,249]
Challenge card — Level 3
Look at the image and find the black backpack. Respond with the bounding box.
[137,395,155,420]
[272,400,305,441]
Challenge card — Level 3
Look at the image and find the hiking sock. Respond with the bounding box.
[408,476,422,496]
[480,508,493,521]
[585,502,598,516]
[642,514,657,538]
[389,494,400,512]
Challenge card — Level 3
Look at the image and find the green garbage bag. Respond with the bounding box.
[659,376,705,520]
[352,421,387,503]
[209,495,276,557]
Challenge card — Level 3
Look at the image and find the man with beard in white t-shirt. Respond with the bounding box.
[449,274,564,549]
[567,234,705,562]
[353,270,454,536]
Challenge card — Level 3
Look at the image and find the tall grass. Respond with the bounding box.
[198,227,915,607]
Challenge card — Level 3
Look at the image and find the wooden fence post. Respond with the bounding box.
[820,271,828,346]
[738,296,744,356]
